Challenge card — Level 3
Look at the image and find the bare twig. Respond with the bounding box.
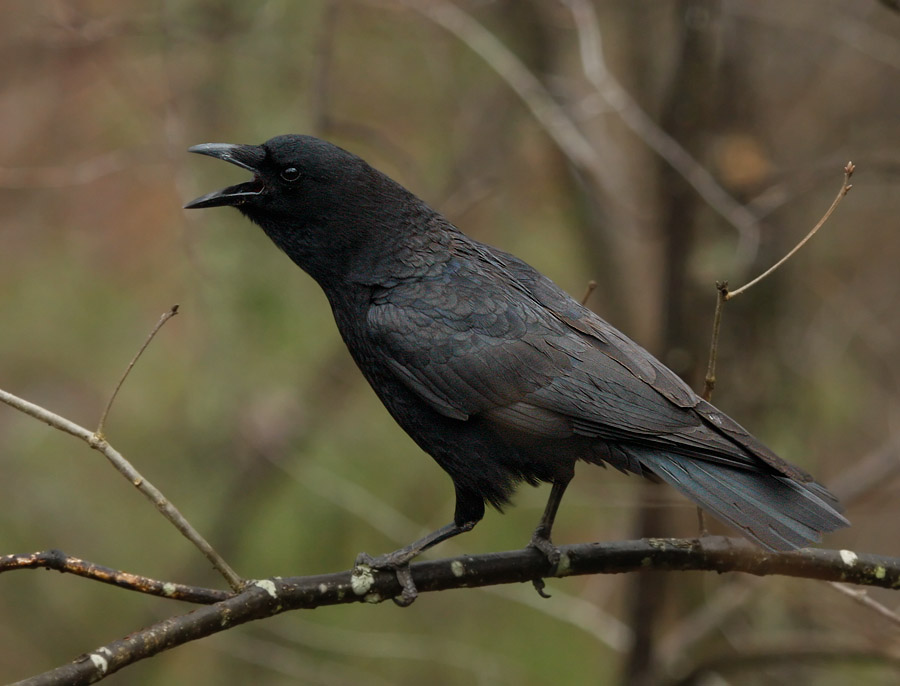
[724,162,855,300]
[580,280,597,306]
[0,387,243,591]
[0,550,228,604]
[829,581,900,628]
[96,305,179,437]
[13,537,900,685]
[701,164,854,399]
[701,282,729,401]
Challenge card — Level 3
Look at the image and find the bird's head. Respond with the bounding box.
[184,134,370,218]
[185,134,406,284]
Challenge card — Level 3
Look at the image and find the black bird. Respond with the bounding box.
[185,135,848,603]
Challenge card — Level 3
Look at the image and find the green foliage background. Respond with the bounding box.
[1,1,899,684]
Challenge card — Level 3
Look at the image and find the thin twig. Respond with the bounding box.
[829,581,900,628]
[96,305,179,437]
[725,162,855,301]
[695,507,708,537]
[701,282,728,402]
[0,550,229,604]
[0,387,244,591]
[701,164,854,400]
[580,280,597,306]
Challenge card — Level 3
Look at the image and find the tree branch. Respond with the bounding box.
[0,550,228,604]
[702,162,854,399]
[12,536,900,685]
[96,304,179,437]
[724,162,855,301]
[0,386,243,591]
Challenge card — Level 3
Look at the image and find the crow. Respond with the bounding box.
[185,134,848,604]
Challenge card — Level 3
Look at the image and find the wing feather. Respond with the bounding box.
[367,240,807,479]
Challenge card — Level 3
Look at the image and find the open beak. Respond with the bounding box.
[184,143,266,209]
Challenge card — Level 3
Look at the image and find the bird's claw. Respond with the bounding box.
[354,551,419,606]
[528,531,562,567]
[392,566,418,607]
[527,528,562,599]
[531,577,552,599]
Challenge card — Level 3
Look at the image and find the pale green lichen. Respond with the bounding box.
[254,579,278,599]
[89,654,108,673]
[89,648,112,674]
[450,560,465,578]
[839,549,859,567]
[351,566,375,596]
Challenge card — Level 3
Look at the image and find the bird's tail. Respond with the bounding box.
[637,452,849,551]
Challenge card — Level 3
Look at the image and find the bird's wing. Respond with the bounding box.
[491,247,812,480]
[367,249,799,478]
[367,274,559,422]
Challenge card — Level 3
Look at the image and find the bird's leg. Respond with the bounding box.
[529,471,574,566]
[356,521,476,570]
[355,520,476,607]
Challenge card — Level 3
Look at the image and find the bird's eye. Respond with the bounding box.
[280,167,301,182]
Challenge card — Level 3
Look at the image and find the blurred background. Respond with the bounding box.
[1,0,899,684]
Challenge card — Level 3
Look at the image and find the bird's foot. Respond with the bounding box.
[354,550,418,607]
[528,527,562,566]
[527,526,562,599]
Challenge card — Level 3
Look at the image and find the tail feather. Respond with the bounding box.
[637,452,849,551]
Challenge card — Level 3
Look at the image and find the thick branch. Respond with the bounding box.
[13,536,900,685]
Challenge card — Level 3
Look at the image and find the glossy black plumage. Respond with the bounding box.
[186,135,848,594]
